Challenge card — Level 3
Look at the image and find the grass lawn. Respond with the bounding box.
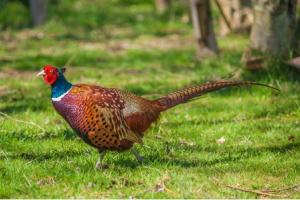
[0,0,300,198]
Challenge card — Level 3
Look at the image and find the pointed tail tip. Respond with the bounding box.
[252,82,281,92]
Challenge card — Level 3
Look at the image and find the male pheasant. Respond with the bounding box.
[37,65,279,169]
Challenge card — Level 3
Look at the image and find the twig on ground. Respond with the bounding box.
[246,117,297,122]
[243,135,253,144]
[286,189,300,197]
[143,166,162,174]
[240,113,295,123]
[259,184,300,193]
[225,184,298,198]
[0,112,46,134]
[162,174,177,195]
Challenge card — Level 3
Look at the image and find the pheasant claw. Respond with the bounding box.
[131,147,144,164]
[94,151,106,170]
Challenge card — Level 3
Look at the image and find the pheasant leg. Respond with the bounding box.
[130,147,144,163]
[94,150,106,170]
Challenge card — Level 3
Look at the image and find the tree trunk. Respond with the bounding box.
[216,0,252,36]
[155,0,170,12]
[292,15,300,55]
[248,0,297,58]
[190,0,218,57]
[29,0,47,26]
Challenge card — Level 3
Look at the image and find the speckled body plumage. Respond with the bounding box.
[52,84,161,153]
[37,65,279,169]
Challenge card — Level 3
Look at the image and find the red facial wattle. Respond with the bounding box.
[43,65,58,85]
[44,72,57,85]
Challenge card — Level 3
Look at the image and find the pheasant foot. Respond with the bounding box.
[94,150,106,170]
[131,147,144,164]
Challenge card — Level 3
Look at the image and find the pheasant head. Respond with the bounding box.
[37,65,72,100]
[37,65,66,85]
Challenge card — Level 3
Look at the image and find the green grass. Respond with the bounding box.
[1,0,300,198]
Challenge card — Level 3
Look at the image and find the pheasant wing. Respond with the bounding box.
[77,85,143,144]
[92,105,143,145]
[113,89,161,134]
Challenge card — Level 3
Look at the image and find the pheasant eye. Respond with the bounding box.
[50,69,55,74]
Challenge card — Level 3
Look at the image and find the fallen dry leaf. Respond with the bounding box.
[179,137,196,146]
[138,181,143,185]
[155,183,165,192]
[288,135,295,142]
[36,179,47,185]
[121,178,129,186]
[101,164,109,169]
[110,179,117,185]
[216,137,226,145]
[130,182,135,186]
[179,137,187,145]
[88,182,97,188]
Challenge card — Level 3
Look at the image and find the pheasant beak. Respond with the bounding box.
[37,70,46,77]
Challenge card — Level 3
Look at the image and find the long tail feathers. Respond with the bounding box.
[154,80,280,111]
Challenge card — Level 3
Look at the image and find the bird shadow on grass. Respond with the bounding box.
[0,149,85,163]
[2,141,298,172]
[110,141,300,169]
[2,128,298,170]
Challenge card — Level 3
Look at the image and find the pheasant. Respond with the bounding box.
[37,65,279,169]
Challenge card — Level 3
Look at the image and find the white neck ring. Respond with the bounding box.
[51,87,72,101]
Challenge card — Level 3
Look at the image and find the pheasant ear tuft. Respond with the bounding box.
[60,68,66,73]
